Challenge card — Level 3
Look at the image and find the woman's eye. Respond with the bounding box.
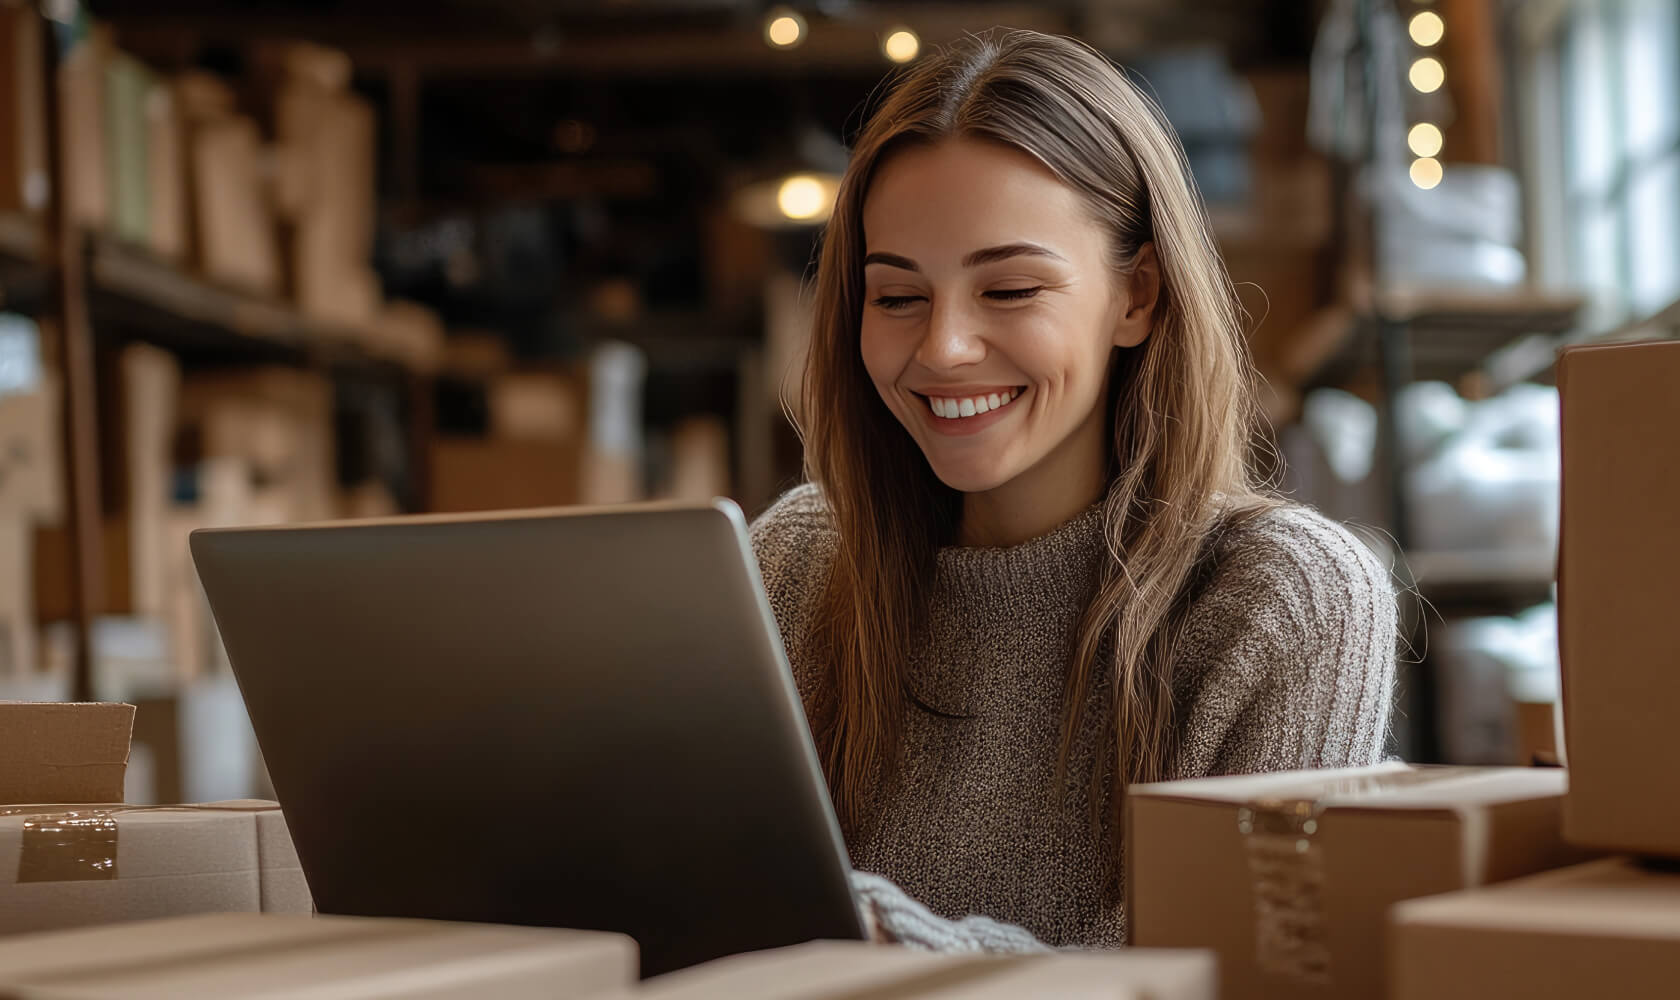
[984,286,1044,301]
[871,295,925,311]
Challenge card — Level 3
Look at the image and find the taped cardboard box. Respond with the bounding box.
[623,941,1215,1000]
[1126,763,1591,1000]
[0,912,636,999]
[1390,857,1680,1000]
[1557,339,1680,856]
[0,702,311,934]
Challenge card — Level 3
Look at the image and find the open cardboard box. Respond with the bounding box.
[0,701,311,934]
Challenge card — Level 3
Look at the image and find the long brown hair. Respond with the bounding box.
[798,29,1276,840]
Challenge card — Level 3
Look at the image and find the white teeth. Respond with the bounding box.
[924,389,1023,420]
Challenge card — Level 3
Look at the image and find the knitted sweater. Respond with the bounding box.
[748,483,1397,951]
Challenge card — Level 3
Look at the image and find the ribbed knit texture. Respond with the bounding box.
[749,483,1397,951]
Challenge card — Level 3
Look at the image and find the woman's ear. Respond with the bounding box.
[1113,242,1161,349]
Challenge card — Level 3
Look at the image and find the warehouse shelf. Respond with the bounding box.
[0,211,421,376]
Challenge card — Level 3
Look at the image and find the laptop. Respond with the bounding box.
[189,499,867,977]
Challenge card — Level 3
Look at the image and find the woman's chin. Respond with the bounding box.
[925,459,1013,495]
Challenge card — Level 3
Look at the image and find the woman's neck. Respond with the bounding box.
[956,408,1109,547]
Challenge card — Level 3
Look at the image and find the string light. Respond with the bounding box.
[1410,157,1444,190]
[1409,11,1445,47]
[882,27,920,63]
[777,174,829,220]
[1409,56,1445,93]
[1407,122,1444,157]
[764,8,806,49]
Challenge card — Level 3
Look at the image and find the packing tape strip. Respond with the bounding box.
[2,802,282,885]
[1237,767,1477,983]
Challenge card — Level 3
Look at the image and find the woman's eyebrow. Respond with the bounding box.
[863,243,1066,273]
[863,251,919,272]
[962,242,1066,267]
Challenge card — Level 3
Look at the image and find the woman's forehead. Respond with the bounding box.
[861,137,1102,262]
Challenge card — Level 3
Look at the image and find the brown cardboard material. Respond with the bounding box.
[0,702,133,804]
[1390,857,1680,1000]
[1126,764,1590,1000]
[58,27,112,230]
[0,912,635,999]
[0,379,63,522]
[430,437,581,512]
[0,4,47,215]
[0,801,312,935]
[623,941,1214,999]
[1557,339,1680,856]
[489,373,583,441]
[189,115,280,294]
[143,81,186,260]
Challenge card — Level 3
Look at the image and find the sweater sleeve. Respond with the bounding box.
[1174,506,1399,776]
[851,872,1052,953]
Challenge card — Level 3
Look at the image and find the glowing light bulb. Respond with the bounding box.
[777,174,827,220]
[1410,157,1444,190]
[1407,122,1444,157]
[883,28,920,63]
[1410,56,1445,93]
[1409,11,1445,46]
[765,9,805,49]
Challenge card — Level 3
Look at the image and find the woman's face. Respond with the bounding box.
[859,137,1156,498]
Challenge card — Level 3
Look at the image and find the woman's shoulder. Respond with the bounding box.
[748,483,837,665]
[1205,502,1395,606]
[1186,501,1398,666]
[748,482,836,564]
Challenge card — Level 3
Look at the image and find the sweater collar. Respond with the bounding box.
[933,502,1106,614]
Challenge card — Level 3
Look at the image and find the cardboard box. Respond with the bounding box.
[488,372,582,441]
[1126,764,1590,1000]
[1557,340,1680,856]
[0,912,636,999]
[1390,857,1680,1000]
[144,81,186,260]
[430,437,581,512]
[58,25,111,230]
[0,702,311,934]
[0,378,63,521]
[104,52,153,247]
[623,941,1215,999]
[0,702,132,803]
[190,115,280,294]
[0,3,47,215]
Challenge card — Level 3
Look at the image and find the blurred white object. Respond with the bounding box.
[582,340,648,505]
[1301,388,1378,483]
[1436,602,1560,764]
[1408,384,1560,553]
[1394,381,1468,464]
[1371,164,1528,288]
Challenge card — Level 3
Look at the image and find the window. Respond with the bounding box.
[1541,0,1680,321]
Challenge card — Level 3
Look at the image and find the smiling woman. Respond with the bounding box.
[749,29,1398,951]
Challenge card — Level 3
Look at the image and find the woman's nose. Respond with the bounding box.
[912,300,986,371]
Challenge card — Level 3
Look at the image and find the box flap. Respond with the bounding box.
[0,703,134,805]
[1127,764,1561,813]
[1393,857,1680,939]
